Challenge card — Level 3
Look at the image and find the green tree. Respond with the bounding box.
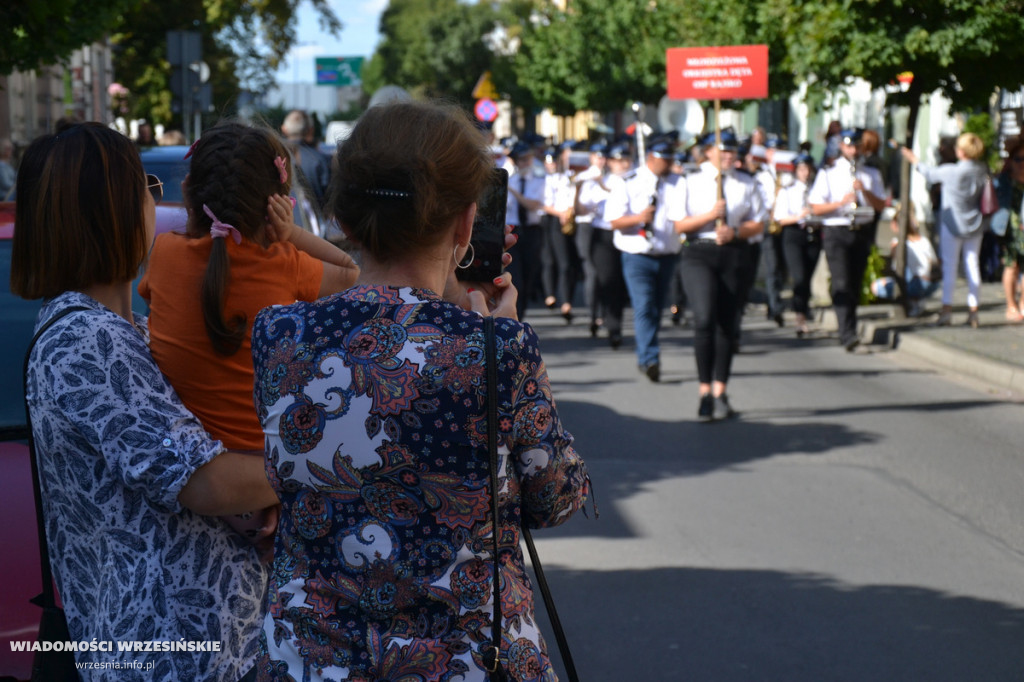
[0,0,142,75]
[760,0,1024,139]
[113,0,341,128]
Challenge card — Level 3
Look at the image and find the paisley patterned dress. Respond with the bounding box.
[251,285,590,682]
[26,292,268,681]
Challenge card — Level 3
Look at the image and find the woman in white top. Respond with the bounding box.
[775,154,820,336]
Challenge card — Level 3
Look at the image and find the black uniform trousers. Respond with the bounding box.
[822,223,872,346]
[507,222,544,320]
[679,239,745,385]
[781,224,822,318]
[589,227,626,341]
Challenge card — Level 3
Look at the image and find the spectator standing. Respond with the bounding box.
[281,109,331,208]
[809,128,886,351]
[674,130,766,421]
[606,137,686,382]
[0,138,15,199]
[992,138,1024,321]
[900,132,989,327]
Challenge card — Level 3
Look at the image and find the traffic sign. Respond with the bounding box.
[474,98,498,123]
[316,57,364,87]
[472,71,498,100]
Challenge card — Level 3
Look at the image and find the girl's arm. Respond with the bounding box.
[267,194,359,296]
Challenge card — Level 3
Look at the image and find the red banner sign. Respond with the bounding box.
[666,45,769,100]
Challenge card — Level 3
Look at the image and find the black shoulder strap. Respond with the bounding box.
[23,305,90,610]
[483,315,503,675]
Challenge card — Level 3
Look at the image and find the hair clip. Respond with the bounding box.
[364,187,412,199]
[203,204,242,245]
[274,156,288,183]
[183,139,200,160]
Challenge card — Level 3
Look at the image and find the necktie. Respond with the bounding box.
[518,174,528,227]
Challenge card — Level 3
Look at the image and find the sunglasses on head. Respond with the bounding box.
[146,174,163,204]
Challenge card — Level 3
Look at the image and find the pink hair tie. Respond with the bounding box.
[203,204,242,244]
[274,156,288,183]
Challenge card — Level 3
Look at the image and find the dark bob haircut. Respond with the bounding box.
[10,123,150,300]
[330,100,492,263]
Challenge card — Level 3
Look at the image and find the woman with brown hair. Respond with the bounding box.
[11,122,276,680]
[250,100,590,681]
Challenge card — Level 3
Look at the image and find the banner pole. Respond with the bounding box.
[715,98,723,228]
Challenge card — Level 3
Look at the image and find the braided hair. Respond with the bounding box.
[183,121,293,355]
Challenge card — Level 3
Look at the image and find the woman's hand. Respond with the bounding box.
[266,194,300,244]
[467,272,518,319]
[442,225,518,314]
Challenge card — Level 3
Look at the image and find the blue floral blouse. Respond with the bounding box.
[251,285,590,682]
[26,292,268,681]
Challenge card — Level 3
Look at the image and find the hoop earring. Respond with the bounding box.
[455,243,475,269]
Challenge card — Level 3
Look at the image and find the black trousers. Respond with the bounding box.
[680,240,744,385]
[781,225,822,317]
[540,214,579,305]
[507,223,544,320]
[761,230,786,317]
[821,224,872,345]
[589,228,626,339]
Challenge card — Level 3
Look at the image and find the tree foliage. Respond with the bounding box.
[0,0,142,76]
[112,0,341,127]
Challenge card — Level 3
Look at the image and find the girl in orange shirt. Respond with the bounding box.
[139,122,359,558]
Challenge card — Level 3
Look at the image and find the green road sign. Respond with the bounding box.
[316,57,364,87]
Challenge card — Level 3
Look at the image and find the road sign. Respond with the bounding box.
[666,44,768,100]
[472,71,498,100]
[474,98,498,123]
[316,57,364,87]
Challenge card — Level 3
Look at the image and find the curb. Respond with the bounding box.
[892,330,1024,395]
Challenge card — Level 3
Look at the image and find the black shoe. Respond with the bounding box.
[609,333,622,350]
[713,394,736,421]
[698,394,714,422]
[843,336,860,352]
[562,309,574,325]
[773,312,784,328]
[589,320,600,337]
[640,362,660,382]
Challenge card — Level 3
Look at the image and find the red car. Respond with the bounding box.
[0,195,186,680]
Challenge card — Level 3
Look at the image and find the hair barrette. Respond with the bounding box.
[274,156,288,183]
[183,139,200,160]
[364,187,412,199]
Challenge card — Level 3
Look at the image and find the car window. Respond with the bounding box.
[0,238,42,436]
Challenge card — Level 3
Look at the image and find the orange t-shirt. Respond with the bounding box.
[139,233,323,450]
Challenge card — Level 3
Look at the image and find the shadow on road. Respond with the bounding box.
[535,566,1024,682]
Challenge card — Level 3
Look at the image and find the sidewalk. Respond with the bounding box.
[825,278,1024,395]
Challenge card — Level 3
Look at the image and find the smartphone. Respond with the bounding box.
[456,167,509,282]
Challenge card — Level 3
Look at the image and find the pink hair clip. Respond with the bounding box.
[203,204,242,245]
[274,156,288,183]
[183,139,200,159]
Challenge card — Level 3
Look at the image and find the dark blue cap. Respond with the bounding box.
[794,153,815,168]
[607,144,628,160]
[543,147,557,163]
[558,140,575,152]
[589,143,606,155]
[840,128,862,145]
[510,142,533,159]
[700,127,738,151]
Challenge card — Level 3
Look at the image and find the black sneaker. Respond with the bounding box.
[640,362,660,382]
[713,394,736,421]
[698,394,714,422]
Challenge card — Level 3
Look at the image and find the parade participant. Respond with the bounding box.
[775,153,821,336]
[606,137,686,382]
[674,130,766,421]
[808,128,885,351]
[746,143,783,327]
[900,133,989,327]
[574,143,607,334]
[540,144,579,323]
[11,122,277,680]
[250,99,590,682]
[506,142,546,319]
[577,144,631,346]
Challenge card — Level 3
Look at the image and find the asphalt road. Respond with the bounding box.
[521,306,1024,682]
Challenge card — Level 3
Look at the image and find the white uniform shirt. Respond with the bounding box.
[578,173,617,232]
[506,168,546,227]
[544,170,576,214]
[773,179,811,225]
[684,161,766,241]
[807,156,884,226]
[604,164,685,255]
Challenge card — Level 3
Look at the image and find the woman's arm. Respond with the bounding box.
[178,452,279,516]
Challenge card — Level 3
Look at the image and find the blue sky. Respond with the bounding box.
[275,0,386,85]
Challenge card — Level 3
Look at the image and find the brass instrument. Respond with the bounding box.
[848,157,859,214]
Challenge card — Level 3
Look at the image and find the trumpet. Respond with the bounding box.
[848,158,859,213]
